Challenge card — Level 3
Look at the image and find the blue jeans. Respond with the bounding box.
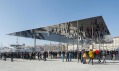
[69,55,72,61]
[51,55,52,59]
[81,57,84,63]
[62,54,64,62]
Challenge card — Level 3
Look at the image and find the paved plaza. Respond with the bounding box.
[0,58,119,71]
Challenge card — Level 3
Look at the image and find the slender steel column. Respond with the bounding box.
[16,37,19,48]
[92,21,94,50]
[67,44,68,51]
[72,22,74,51]
[34,35,36,49]
[77,20,79,51]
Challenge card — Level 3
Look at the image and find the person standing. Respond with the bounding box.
[61,51,65,62]
[83,51,87,64]
[113,50,116,60]
[81,49,85,63]
[88,49,94,65]
[98,50,102,63]
[50,51,53,59]
[29,52,32,60]
[3,52,7,61]
[11,52,14,62]
[102,50,106,63]
[110,50,113,60]
[38,52,40,60]
[39,52,42,60]
[74,51,77,59]
[0,53,2,60]
[69,51,72,62]
[66,51,69,62]
[43,51,47,61]
[77,50,81,62]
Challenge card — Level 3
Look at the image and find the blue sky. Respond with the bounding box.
[0,0,119,47]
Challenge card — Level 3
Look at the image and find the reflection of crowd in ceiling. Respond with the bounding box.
[9,16,110,44]
[46,19,110,40]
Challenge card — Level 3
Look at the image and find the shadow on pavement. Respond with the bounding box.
[91,61,119,65]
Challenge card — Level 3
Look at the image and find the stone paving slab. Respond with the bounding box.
[0,58,119,71]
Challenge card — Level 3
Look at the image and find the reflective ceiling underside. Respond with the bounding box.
[9,16,110,45]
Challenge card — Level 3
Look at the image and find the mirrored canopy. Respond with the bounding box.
[9,16,110,45]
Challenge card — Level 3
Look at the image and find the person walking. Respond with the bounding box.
[88,49,94,65]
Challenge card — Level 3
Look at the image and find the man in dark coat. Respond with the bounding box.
[66,51,69,62]
[11,52,14,62]
[98,50,102,63]
[0,53,2,60]
[43,51,47,61]
[3,52,7,61]
[78,51,82,62]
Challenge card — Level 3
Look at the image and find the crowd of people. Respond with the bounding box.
[0,51,48,61]
[0,49,118,65]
